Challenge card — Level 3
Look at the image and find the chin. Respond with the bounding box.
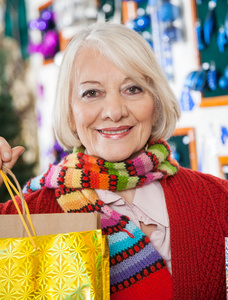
[100,151,135,162]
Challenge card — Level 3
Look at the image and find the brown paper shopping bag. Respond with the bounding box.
[0,166,110,299]
[0,166,101,238]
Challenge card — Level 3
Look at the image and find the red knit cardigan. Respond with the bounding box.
[1,167,227,299]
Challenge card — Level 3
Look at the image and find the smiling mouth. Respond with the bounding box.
[98,127,132,134]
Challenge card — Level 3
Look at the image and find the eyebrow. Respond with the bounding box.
[80,81,101,85]
[79,77,133,86]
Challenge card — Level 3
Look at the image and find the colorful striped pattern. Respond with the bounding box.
[25,139,176,299]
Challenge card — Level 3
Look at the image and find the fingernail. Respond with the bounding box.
[3,152,10,159]
[19,149,25,156]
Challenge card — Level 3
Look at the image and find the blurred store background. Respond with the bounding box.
[0,0,228,202]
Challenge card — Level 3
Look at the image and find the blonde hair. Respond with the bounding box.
[53,22,180,151]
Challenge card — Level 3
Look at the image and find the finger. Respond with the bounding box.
[0,146,25,186]
[7,146,25,169]
[0,137,12,167]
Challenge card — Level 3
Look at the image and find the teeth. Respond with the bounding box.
[100,128,129,134]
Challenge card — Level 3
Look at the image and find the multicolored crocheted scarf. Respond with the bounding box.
[25,139,178,299]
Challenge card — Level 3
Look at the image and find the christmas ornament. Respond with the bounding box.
[207,62,217,91]
[204,1,216,45]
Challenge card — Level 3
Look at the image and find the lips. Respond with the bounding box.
[97,126,133,139]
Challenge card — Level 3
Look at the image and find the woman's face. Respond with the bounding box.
[71,47,154,162]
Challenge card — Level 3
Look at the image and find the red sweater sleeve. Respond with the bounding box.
[0,189,64,214]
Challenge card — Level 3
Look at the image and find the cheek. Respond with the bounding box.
[72,104,98,132]
[135,101,154,125]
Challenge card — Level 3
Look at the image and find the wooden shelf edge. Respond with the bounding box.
[218,156,228,179]
[173,127,198,171]
[200,95,228,107]
[38,0,53,12]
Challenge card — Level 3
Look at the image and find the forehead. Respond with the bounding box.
[74,47,111,70]
[72,47,126,82]
[72,46,145,85]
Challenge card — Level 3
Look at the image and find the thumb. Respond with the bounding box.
[10,146,25,169]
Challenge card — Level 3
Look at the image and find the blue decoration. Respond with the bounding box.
[125,20,138,31]
[217,26,227,53]
[207,63,217,91]
[142,31,153,48]
[180,87,195,111]
[135,15,150,31]
[218,76,228,89]
[162,24,182,43]
[221,126,228,145]
[195,21,205,50]
[224,66,228,79]
[203,4,215,45]
[157,2,181,23]
[210,0,217,6]
[184,70,207,92]
[225,11,228,38]
[148,0,158,6]
[170,144,181,163]
[133,0,147,2]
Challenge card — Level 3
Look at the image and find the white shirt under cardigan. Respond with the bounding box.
[95,181,172,274]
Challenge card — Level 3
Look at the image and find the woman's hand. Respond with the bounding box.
[0,137,25,186]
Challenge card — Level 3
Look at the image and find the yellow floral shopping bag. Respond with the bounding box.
[0,167,110,299]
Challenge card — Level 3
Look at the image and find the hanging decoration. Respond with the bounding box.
[180,60,228,111]
[179,65,220,111]
[218,65,228,89]
[207,62,217,91]
[180,86,195,111]
[180,68,207,111]
[183,69,207,92]
[221,126,228,145]
[27,1,59,63]
[217,26,227,53]
[203,1,216,45]
[122,0,184,81]
[195,20,205,50]
[149,0,183,80]
[194,0,228,103]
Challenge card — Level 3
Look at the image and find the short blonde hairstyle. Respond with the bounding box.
[53,22,180,151]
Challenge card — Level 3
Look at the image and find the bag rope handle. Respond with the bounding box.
[0,166,37,249]
[1,166,36,236]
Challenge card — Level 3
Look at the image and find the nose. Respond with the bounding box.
[101,92,129,122]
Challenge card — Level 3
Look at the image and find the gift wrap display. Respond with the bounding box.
[0,167,110,299]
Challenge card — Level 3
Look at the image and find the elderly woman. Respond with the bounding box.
[0,23,227,299]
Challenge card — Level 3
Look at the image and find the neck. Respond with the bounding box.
[115,189,136,205]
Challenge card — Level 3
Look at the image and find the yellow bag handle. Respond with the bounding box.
[0,166,37,249]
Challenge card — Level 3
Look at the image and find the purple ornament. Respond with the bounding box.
[27,30,59,58]
[29,20,39,30]
[29,18,48,31]
[41,10,54,21]
[41,30,59,56]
